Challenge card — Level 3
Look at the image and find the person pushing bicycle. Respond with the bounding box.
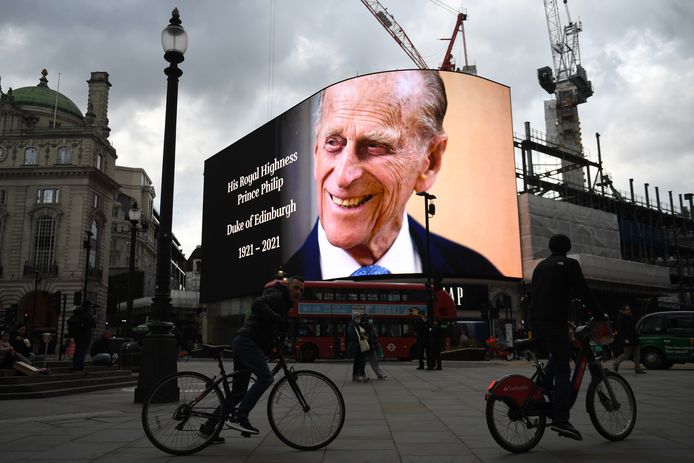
[200,275,304,442]
[528,234,595,441]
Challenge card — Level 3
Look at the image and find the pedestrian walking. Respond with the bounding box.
[613,305,647,374]
[68,305,96,372]
[414,310,428,369]
[427,319,443,370]
[362,314,386,380]
[347,311,368,382]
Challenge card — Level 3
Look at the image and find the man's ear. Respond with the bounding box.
[414,133,447,193]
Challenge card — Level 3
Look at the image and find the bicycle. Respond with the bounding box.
[142,340,346,456]
[484,317,637,453]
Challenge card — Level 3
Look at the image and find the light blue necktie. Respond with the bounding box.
[351,265,391,276]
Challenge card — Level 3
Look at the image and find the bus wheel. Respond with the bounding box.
[300,344,318,363]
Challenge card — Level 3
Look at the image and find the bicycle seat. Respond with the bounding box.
[513,338,535,351]
[202,344,232,354]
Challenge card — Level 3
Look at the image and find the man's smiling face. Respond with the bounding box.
[313,73,439,264]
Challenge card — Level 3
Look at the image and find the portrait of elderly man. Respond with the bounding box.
[285,70,501,280]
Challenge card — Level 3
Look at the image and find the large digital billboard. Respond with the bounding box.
[201,70,521,302]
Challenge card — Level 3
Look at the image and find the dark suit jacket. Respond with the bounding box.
[284,215,502,280]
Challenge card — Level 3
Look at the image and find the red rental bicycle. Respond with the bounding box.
[484,317,637,453]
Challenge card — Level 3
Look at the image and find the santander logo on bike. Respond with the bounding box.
[503,385,529,392]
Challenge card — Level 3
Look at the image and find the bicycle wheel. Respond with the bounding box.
[267,370,345,450]
[486,397,546,453]
[586,371,637,441]
[142,372,225,456]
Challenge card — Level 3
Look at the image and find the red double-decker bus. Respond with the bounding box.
[287,280,456,362]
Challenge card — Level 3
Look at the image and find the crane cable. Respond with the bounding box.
[268,0,277,120]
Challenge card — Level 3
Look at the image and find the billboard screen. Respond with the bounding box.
[201,70,521,302]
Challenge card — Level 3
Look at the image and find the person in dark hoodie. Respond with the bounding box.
[200,276,304,443]
[528,234,594,442]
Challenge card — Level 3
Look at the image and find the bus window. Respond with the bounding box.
[323,290,334,301]
[366,291,379,301]
[347,291,359,301]
[402,320,416,337]
[378,292,389,302]
[379,320,401,337]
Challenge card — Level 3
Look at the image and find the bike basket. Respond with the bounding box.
[591,320,614,345]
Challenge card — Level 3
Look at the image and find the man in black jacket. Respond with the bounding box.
[613,305,646,374]
[528,234,593,441]
[220,276,304,438]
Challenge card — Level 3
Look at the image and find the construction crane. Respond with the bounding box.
[439,10,476,74]
[537,0,592,106]
[360,0,429,69]
[537,0,593,188]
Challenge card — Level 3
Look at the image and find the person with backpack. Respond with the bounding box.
[68,304,96,372]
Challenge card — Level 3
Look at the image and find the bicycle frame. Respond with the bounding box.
[186,343,310,422]
[486,319,620,416]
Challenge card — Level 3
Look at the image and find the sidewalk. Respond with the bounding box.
[1,359,692,462]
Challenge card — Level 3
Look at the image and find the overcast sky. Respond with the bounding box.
[2,0,692,257]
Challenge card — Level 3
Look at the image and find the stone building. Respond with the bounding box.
[0,69,117,341]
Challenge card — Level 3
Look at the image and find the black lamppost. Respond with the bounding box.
[416,191,436,322]
[82,230,93,308]
[134,8,188,403]
[126,202,142,337]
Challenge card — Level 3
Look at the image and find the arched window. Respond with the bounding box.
[57,146,71,164]
[24,147,38,165]
[34,215,56,273]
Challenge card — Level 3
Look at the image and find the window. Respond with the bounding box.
[57,146,71,164]
[666,315,694,335]
[0,189,5,205]
[36,188,60,204]
[88,221,98,269]
[34,215,56,273]
[24,147,38,165]
[48,121,61,129]
[639,316,664,334]
[96,153,103,170]
[93,193,101,209]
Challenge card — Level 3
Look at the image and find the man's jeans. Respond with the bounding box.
[231,335,274,419]
[201,336,274,435]
[540,332,572,423]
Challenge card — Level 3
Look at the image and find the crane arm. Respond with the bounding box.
[360,0,429,69]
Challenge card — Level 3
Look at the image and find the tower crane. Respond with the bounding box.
[537,0,593,188]
[360,0,477,74]
[360,0,428,69]
[440,10,476,75]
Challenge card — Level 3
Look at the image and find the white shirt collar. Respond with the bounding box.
[318,212,422,279]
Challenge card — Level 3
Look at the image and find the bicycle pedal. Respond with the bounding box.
[241,432,252,438]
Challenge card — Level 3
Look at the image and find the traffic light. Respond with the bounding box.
[73,291,82,307]
[49,291,62,313]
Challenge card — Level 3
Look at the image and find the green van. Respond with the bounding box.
[636,311,694,369]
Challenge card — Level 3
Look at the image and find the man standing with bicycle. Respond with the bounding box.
[528,234,594,441]
[200,276,304,442]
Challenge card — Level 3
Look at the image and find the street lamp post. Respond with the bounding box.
[134,8,188,403]
[82,230,93,308]
[416,191,436,322]
[126,202,141,337]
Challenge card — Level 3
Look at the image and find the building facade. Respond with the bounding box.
[0,70,117,342]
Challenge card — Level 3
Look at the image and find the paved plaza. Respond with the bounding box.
[1,359,692,462]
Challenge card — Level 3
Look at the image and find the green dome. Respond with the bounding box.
[11,70,83,119]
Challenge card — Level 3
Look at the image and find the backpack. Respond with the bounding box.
[67,310,87,338]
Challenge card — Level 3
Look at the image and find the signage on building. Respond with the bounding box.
[201,70,521,301]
